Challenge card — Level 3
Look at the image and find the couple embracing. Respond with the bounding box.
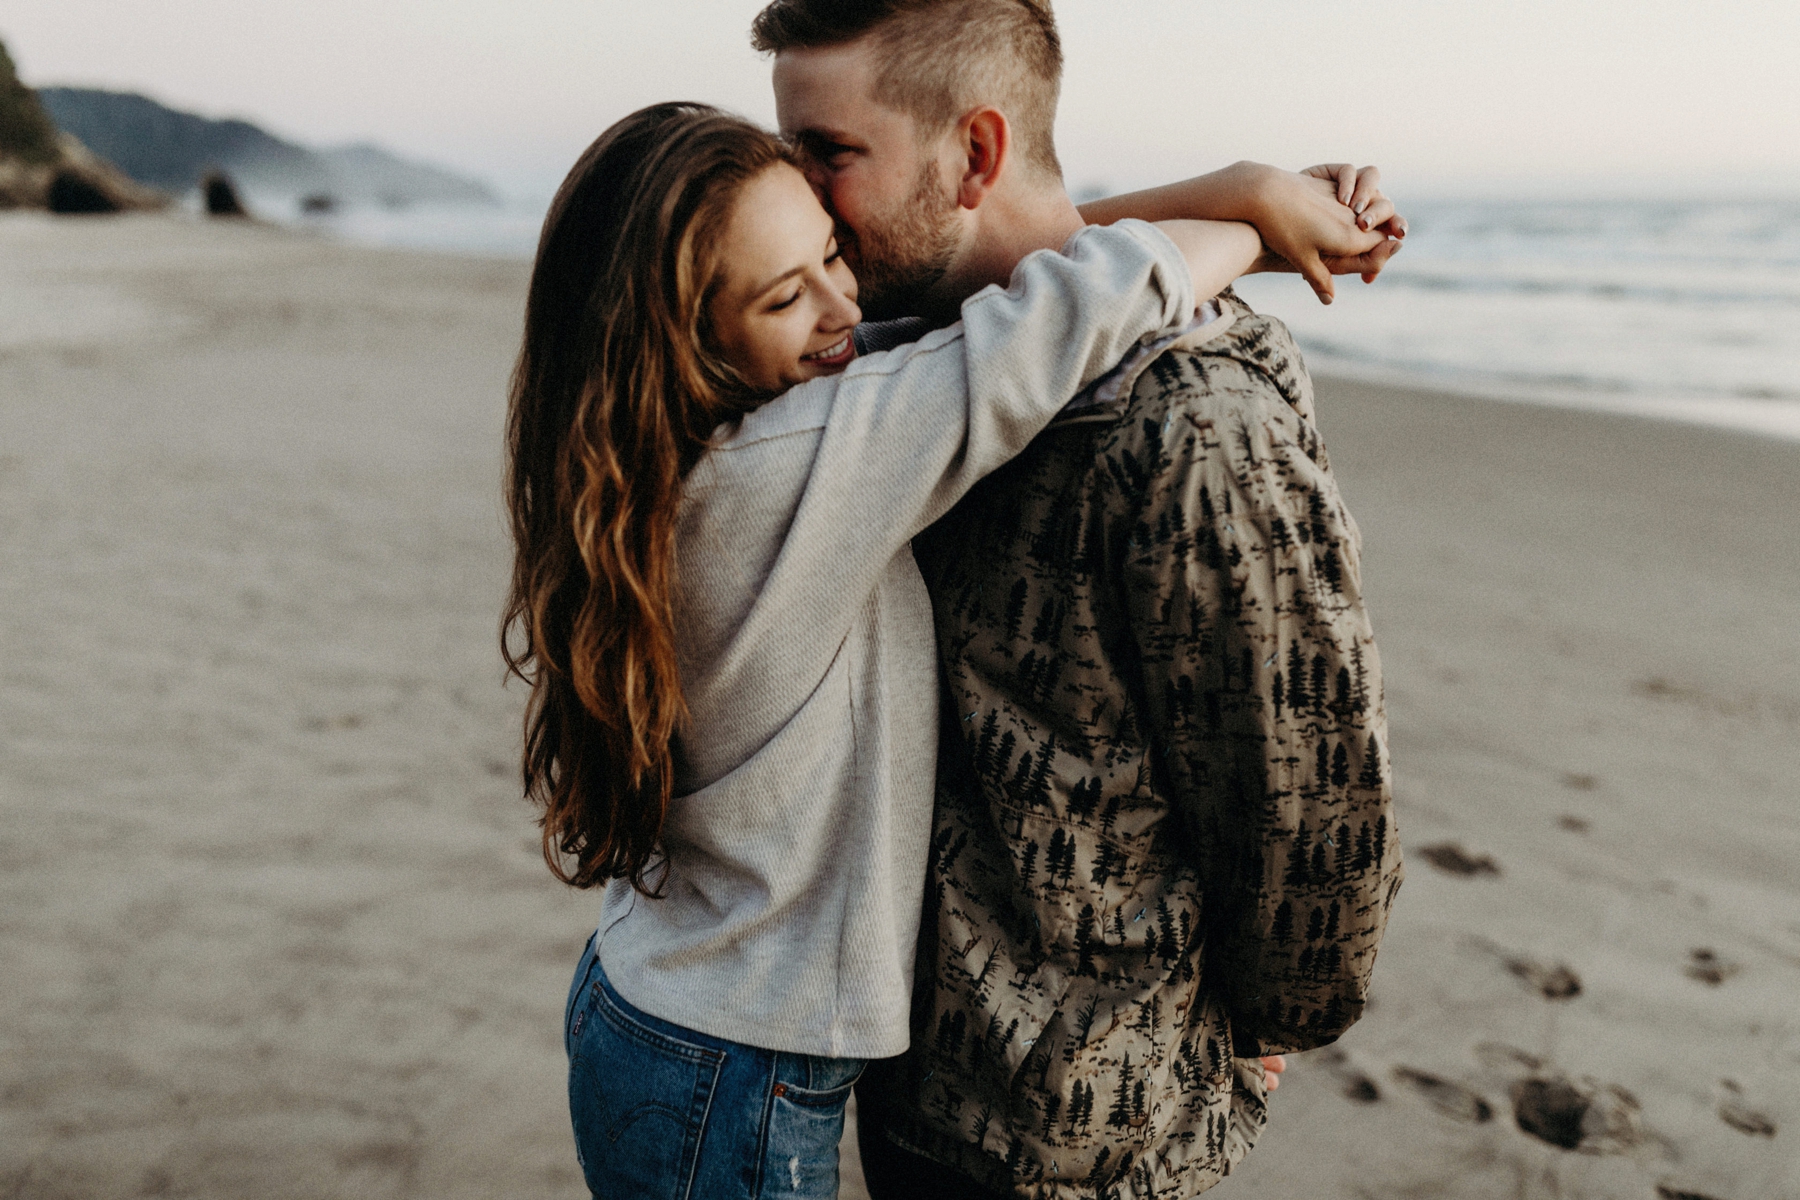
[503,1,1406,1197]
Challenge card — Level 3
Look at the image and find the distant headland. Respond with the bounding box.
[38,88,499,209]
[0,33,497,215]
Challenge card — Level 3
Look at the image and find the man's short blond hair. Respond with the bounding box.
[751,0,1063,179]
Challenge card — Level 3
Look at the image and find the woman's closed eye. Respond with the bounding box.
[767,241,841,312]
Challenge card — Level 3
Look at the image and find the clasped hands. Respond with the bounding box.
[1259,161,1406,303]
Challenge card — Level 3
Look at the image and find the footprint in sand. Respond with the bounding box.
[1391,1067,1493,1123]
[1716,1082,1777,1138]
[1511,1077,1586,1149]
[1473,1042,1543,1073]
[1685,947,1741,986]
[1511,1075,1644,1153]
[1506,956,1583,1000]
[1656,1185,1728,1200]
[1417,841,1501,877]
[1719,1101,1776,1137]
[1316,1047,1382,1103]
[302,713,365,732]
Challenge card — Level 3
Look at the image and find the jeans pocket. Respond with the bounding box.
[569,981,723,1200]
[778,1057,867,1107]
[762,1057,867,1199]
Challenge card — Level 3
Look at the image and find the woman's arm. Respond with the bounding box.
[1150,218,1262,304]
[812,220,1200,543]
[1083,162,1405,304]
[694,222,1204,708]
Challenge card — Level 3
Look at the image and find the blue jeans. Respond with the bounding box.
[565,935,866,1200]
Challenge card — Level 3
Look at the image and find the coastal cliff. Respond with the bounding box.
[0,38,162,211]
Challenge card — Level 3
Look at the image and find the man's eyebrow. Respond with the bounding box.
[791,127,862,152]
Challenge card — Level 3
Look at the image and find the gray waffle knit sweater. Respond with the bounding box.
[595,220,1196,1058]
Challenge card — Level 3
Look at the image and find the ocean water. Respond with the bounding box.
[284,196,553,260]
[1232,196,1800,440]
[304,194,1800,441]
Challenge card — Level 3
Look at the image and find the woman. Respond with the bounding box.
[505,102,1321,1199]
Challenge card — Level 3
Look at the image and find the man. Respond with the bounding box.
[754,1,1405,1196]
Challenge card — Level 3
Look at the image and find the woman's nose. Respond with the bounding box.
[823,281,861,332]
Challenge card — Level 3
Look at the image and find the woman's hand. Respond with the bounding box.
[1300,164,1405,237]
[1243,166,1402,304]
[1077,162,1406,305]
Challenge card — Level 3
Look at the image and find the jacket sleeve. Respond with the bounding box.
[1118,357,1403,1056]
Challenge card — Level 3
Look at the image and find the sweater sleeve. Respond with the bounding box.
[780,219,1195,556]
[1117,359,1403,1056]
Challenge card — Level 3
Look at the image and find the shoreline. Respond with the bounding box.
[1311,357,1800,445]
[17,208,1794,447]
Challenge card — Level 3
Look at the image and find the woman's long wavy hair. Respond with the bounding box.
[503,103,789,892]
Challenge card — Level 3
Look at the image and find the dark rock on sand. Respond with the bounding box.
[1418,841,1501,876]
[1391,1067,1493,1123]
[47,168,118,213]
[203,171,248,217]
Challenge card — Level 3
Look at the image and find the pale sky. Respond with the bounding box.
[6,0,1798,199]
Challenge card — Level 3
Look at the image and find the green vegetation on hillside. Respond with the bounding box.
[0,38,60,164]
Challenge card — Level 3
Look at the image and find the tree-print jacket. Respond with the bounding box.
[874,294,1404,1199]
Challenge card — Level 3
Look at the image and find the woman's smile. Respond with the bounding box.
[801,335,854,367]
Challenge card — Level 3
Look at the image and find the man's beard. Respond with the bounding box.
[841,159,961,323]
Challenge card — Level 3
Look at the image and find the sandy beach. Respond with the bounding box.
[2,213,1795,1200]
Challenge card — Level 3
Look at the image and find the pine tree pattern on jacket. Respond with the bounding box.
[876,295,1404,1199]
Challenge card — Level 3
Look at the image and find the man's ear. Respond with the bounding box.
[955,107,1010,211]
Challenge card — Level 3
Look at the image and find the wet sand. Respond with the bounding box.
[2,214,1795,1199]
[1220,381,1800,1199]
